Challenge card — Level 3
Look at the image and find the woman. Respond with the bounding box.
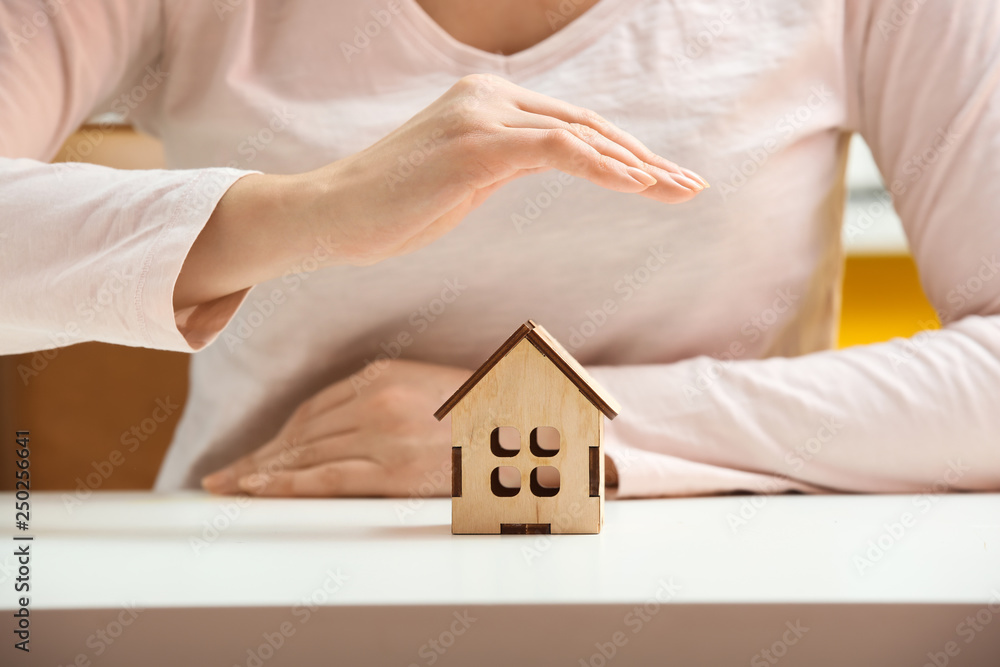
[2,0,998,498]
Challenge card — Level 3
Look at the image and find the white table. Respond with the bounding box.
[5,491,1000,666]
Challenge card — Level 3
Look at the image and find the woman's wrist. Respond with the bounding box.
[174,170,340,310]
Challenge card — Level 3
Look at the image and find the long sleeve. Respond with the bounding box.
[593,0,1000,498]
[0,0,255,353]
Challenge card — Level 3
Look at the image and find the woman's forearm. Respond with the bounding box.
[173,172,325,310]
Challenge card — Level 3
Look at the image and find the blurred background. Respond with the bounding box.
[0,126,939,492]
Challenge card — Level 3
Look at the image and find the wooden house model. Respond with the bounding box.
[434,320,621,534]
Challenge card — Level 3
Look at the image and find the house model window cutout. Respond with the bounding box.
[434,320,621,535]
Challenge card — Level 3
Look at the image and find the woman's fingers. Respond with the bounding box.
[238,459,385,497]
[307,378,361,415]
[201,440,293,494]
[679,166,710,188]
[201,378,369,494]
[511,89,709,187]
[502,128,697,203]
[266,432,372,474]
[504,128,653,192]
[201,416,362,493]
[512,110,705,193]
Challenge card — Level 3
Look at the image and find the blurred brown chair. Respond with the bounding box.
[0,126,185,491]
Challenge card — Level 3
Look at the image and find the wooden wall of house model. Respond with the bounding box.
[434,320,621,535]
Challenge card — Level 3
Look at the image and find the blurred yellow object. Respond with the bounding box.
[838,255,939,348]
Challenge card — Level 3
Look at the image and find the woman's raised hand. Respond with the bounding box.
[175,74,706,310]
[306,73,707,266]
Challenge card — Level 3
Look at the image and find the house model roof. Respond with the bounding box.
[433,319,621,421]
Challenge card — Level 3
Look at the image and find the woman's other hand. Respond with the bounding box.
[200,359,467,497]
